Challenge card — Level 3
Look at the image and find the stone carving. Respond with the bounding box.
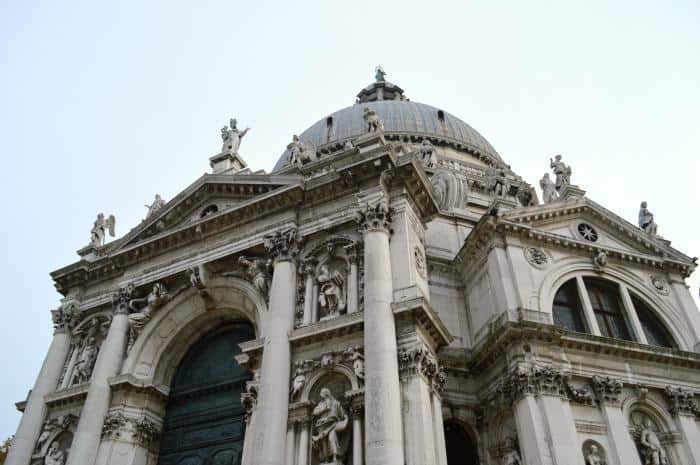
[263,227,300,262]
[287,134,317,166]
[539,173,558,203]
[101,412,161,448]
[112,284,135,315]
[430,170,469,211]
[649,275,670,296]
[241,377,259,423]
[71,336,98,385]
[221,118,250,153]
[127,283,169,349]
[591,375,623,405]
[317,264,347,320]
[101,412,128,439]
[238,256,273,298]
[356,197,392,233]
[501,437,522,465]
[664,385,700,416]
[44,441,66,465]
[188,266,205,290]
[363,107,383,133]
[565,380,595,405]
[132,417,161,448]
[549,154,571,192]
[344,346,364,382]
[577,223,598,242]
[419,139,437,168]
[593,250,608,273]
[639,418,669,465]
[375,65,387,82]
[485,166,510,197]
[524,247,548,267]
[35,415,76,453]
[639,201,658,236]
[398,347,447,392]
[145,194,166,218]
[291,362,307,402]
[311,388,350,465]
[51,303,78,332]
[585,444,605,465]
[90,213,115,247]
[493,365,571,405]
[414,246,427,278]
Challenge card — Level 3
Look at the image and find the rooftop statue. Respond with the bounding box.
[539,173,558,204]
[221,118,250,153]
[90,213,115,247]
[549,154,572,192]
[419,139,438,168]
[638,201,658,236]
[375,65,387,82]
[287,134,317,166]
[363,107,384,133]
[145,194,166,219]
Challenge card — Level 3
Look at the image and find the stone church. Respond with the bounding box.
[6,70,700,465]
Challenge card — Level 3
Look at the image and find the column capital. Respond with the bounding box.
[397,347,447,393]
[101,411,162,449]
[664,385,700,417]
[111,284,134,315]
[591,375,623,406]
[51,302,79,334]
[356,197,393,234]
[301,256,317,276]
[264,227,301,263]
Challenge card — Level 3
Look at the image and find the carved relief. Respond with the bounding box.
[241,374,259,423]
[101,411,162,449]
[51,303,78,333]
[430,169,468,211]
[35,415,77,456]
[398,347,447,392]
[126,282,169,350]
[290,348,365,401]
[523,247,548,268]
[565,379,595,405]
[356,197,392,233]
[593,250,608,273]
[582,440,607,465]
[663,385,700,416]
[344,346,364,383]
[591,375,623,405]
[263,227,300,262]
[71,335,99,385]
[43,441,66,465]
[238,256,273,299]
[650,275,670,296]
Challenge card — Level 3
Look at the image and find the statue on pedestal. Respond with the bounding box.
[539,173,558,203]
[221,118,250,153]
[363,107,383,133]
[638,201,658,236]
[375,65,387,82]
[90,213,115,247]
[549,154,572,192]
[311,388,349,465]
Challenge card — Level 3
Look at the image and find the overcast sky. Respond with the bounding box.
[1,0,698,440]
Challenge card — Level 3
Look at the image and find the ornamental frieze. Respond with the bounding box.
[663,385,700,417]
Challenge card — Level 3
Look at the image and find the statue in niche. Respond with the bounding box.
[501,437,522,465]
[317,263,347,320]
[287,135,317,166]
[221,118,250,153]
[638,201,658,236]
[344,346,364,382]
[311,388,349,465]
[127,283,168,348]
[539,173,558,204]
[639,418,668,465]
[144,194,166,218]
[238,256,272,298]
[419,138,438,168]
[585,444,605,465]
[290,361,307,401]
[71,336,98,385]
[44,441,65,465]
[486,166,510,197]
[90,213,115,247]
[363,107,383,133]
[549,154,571,192]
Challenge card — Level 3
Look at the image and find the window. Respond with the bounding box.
[584,278,632,341]
[632,295,676,348]
[552,278,587,333]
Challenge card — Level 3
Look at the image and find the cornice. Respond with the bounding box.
[392,296,453,350]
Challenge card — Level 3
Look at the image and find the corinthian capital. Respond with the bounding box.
[664,385,700,416]
[51,302,78,333]
[111,284,135,315]
[356,197,392,233]
[264,227,301,262]
[591,375,623,406]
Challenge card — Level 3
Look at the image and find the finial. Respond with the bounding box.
[375,65,387,82]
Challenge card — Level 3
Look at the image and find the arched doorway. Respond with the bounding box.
[444,421,480,465]
[157,323,254,465]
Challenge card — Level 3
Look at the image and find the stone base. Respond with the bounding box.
[559,184,586,200]
[209,151,247,174]
[354,131,386,152]
[487,196,518,215]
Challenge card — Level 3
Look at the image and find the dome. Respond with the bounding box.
[273,78,502,171]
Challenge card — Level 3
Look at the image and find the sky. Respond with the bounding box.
[0,0,699,440]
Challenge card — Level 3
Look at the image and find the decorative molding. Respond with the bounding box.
[356,197,392,234]
[663,385,700,417]
[650,275,670,296]
[491,365,567,405]
[414,246,427,279]
[591,375,623,406]
[575,420,607,435]
[263,227,301,262]
[101,411,162,448]
[398,347,447,393]
[523,246,548,268]
[51,303,79,333]
[565,379,596,406]
[111,284,134,315]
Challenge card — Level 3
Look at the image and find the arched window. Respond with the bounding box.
[583,278,633,341]
[552,278,587,333]
[631,295,676,348]
[444,421,479,465]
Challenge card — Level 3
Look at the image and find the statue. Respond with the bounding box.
[363,107,383,133]
[549,154,571,192]
[317,264,346,320]
[238,256,272,298]
[287,135,317,165]
[344,346,364,382]
[419,138,438,168]
[486,166,510,197]
[593,250,607,272]
[44,441,65,465]
[127,283,168,348]
[290,362,306,401]
[638,201,658,236]
[36,419,60,452]
[311,388,349,465]
[639,418,668,465]
[72,337,98,385]
[539,173,558,204]
[501,437,522,465]
[375,65,387,82]
[585,444,605,465]
[90,213,115,247]
[221,118,250,153]
[144,194,166,218]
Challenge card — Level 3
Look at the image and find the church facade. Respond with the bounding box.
[6,72,700,465]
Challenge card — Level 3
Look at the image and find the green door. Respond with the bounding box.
[157,324,254,465]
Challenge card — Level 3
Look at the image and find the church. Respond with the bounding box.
[6,69,700,465]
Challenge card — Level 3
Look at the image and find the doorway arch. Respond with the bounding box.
[156,323,254,465]
[444,420,480,465]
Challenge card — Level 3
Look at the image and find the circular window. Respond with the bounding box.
[577,223,598,242]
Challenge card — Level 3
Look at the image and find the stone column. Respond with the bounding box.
[358,198,405,465]
[93,412,160,465]
[302,259,316,326]
[576,276,602,335]
[431,393,448,465]
[512,394,551,465]
[5,308,74,465]
[60,342,81,389]
[665,386,700,464]
[352,414,363,465]
[297,419,310,465]
[254,227,300,465]
[67,287,132,465]
[592,376,643,465]
[399,348,437,465]
[347,252,359,314]
[285,423,296,465]
[241,383,260,465]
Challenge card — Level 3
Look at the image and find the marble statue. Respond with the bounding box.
[317,264,346,319]
[363,107,383,133]
[375,65,387,82]
[486,166,509,197]
[639,418,668,465]
[549,154,571,192]
[145,194,166,218]
[127,283,168,347]
[90,213,115,247]
[344,346,364,382]
[221,118,250,153]
[638,201,658,236]
[290,362,306,401]
[585,444,605,465]
[311,388,349,465]
[36,418,60,452]
[238,256,272,298]
[72,337,98,385]
[287,134,317,165]
[501,437,522,465]
[539,173,558,203]
[419,138,437,168]
[44,441,65,465]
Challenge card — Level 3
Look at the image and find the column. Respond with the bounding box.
[665,386,700,464]
[432,393,448,465]
[285,424,296,465]
[93,413,159,465]
[576,276,602,335]
[358,198,405,465]
[347,253,359,314]
[241,392,259,465]
[352,411,363,465]
[59,342,80,389]
[67,287,132,465]
[512,395,552,465]
[302,259,315,326]
[297,420,310,465]
[536,396,580,465]
[5,310,73,465]
[254,228,299,465]
[619,284,648,344]
[399,350,437,465]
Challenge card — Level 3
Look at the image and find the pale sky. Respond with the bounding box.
[1,0,698,440]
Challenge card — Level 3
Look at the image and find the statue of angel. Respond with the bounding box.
[127,283,168,348]
[238,256,272,297]
[71,337,98,385]
[221,118,250,153]
[90,213,115,247]
[317,264,346,319]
